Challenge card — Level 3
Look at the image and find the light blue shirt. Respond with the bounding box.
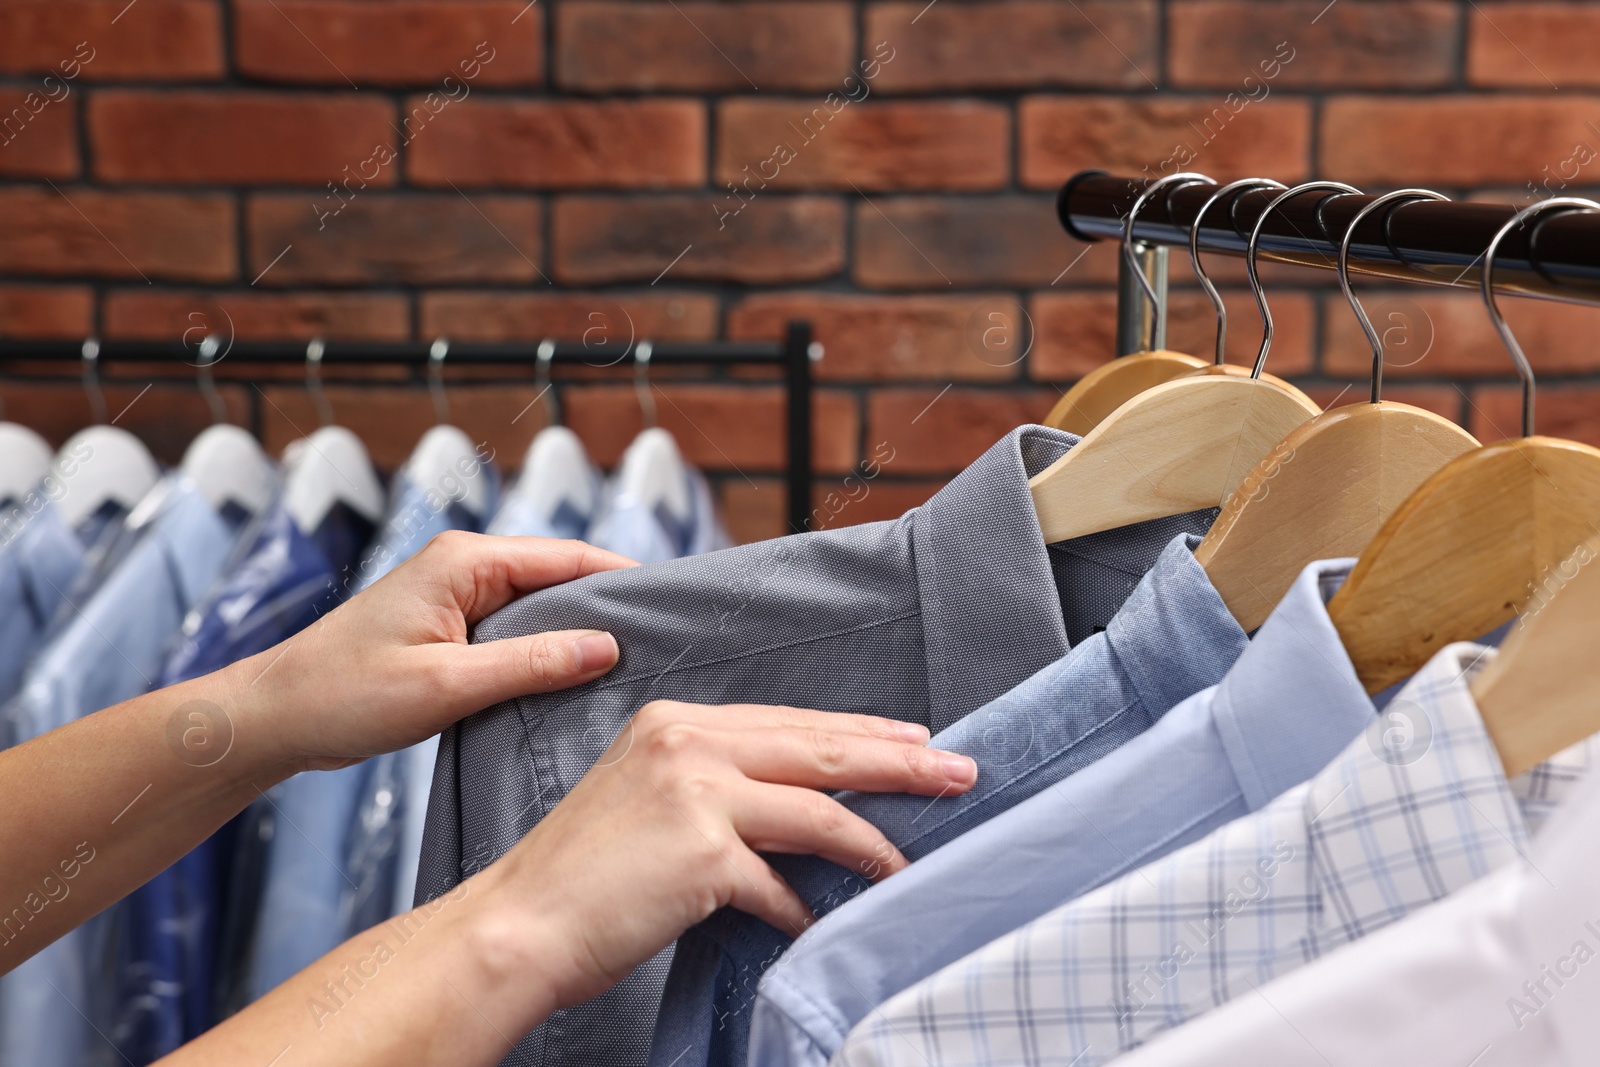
[587,462,729,564]
[247,471,492,1000]
[0,477,244,1067]
[747,558,1378,1067]
[0,500,90,710]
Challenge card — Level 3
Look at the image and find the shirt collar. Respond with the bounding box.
[1104,532,1248,716]
[1210,557,1376,810]
[11,499,88,627]
[911,426,1079,724]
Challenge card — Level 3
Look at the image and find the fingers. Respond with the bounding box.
[455,629,621,708]
[730,783,910,882]
[719,847,816,939]
[639,701,931,745]
[418,532,639,620]
[730,729,975,796]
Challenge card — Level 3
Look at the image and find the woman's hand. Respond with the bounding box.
[466,701,979,1010]
[176,700,976,1066]
[223,532,636,775]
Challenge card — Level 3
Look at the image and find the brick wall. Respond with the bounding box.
[2,0,1599,542]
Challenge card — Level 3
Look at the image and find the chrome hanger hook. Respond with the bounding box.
[633,340,657,429]
[197,334,228,424]
[81,339,107,424]
[305,338,333,428]
[1189,178,1286,365]
[536,339,561,426]
[1483,196,1600,437]
[1247,180,1362,378]
[1337,188,1448,405]
[428,338,450,425]
[1123,171,1215,352]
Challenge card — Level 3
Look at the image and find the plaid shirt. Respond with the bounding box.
[833,643,1593,1067]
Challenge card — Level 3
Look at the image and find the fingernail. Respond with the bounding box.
[940,752,977,784]
[895,722,931,743]
[571,631,618,673]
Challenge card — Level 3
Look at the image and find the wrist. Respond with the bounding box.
[437,864,566,1032]
[186,652,304,790]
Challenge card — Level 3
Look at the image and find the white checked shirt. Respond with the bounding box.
[831,643,1593,1067]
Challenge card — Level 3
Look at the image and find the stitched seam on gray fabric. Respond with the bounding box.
[888,698,1143,855]
[509,607,925,704]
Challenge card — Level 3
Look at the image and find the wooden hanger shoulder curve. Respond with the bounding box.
[1471,532,1600,779]
[1194,401,1479,632]
[1326,435,1600,695]
[1178,363,1319,410]
[1029,373,1319,544]
[1041,350,1208,436]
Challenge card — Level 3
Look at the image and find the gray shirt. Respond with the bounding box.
[415,425,1216,1066]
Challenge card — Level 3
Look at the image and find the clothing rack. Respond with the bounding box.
[0,321,819,533]
[1058,170,1600,355]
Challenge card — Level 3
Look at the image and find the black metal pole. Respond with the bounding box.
[0,339,790,365]
[784,320,813,534]
[1058,170,1600,305]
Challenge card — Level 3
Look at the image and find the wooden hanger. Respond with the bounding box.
[1327,197,1600,694]
[1030,179,1323,543]
[1043,173,1218,436]
[1471,530,1600,779]
[1197,188,1480,631]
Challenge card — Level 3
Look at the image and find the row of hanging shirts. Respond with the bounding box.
[0,343,729,1066]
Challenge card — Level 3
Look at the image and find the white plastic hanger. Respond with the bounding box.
[615,342,691,522]
[179,335,276,517]
[0,421,52,507]
[505,341,602,522]
[395,340,493,520]
[280,339,386,534]
[52,340,160,529]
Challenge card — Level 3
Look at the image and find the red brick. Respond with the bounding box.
[867,387,1060,475]
[852,196,1081,289]
[0,187,234,281]
[408,100,705,189]
[1321,96,1600,187]
[1322,289,1600,379]
[1028,288,1315,380]
[421,292,718,343]
[89,92,396,186]
[717,100,1009,191]
[0,1,221,80]
[562,385,859,474]
[556,1,853,92]
[1468,3,1600,88]
[103,291,411,343]
[865,1,1156,92]
[729,293,1023,382]
[718,479,785,544]
[0,381,248,464]
[552,195,845,285]
[1020,96,1312,190]
[247,194,542,286]
[0,286,93,338]
[813,478,940,527]
[0,87,77,178]
[1170,2,1456,89]
[1469,384,1600,446]
[234,1,539,87]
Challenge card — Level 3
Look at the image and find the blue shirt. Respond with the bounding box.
[746,557,1377,1067]
[247,471,492,1001]
[645,533,1250,1067]
[587,462,729,564]
[0,500,91,710]
[115,496,377,1061]
[0,477,246,1067]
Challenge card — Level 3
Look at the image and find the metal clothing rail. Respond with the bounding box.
[1059,171,1600,346]
[0,321,818,534]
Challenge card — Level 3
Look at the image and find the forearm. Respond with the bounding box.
[158,866,560,1067]
[0,655,292,971]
